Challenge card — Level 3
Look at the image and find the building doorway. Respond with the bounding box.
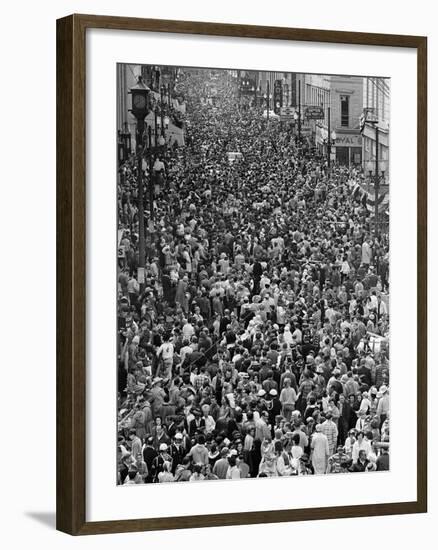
[336,146,349,166]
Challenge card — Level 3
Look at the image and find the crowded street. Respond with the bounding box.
[116,67,390,484]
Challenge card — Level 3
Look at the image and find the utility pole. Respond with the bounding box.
[375,125,380,238]
[136,119,145,291]
[148,126,154,221]
[129,75,151,292]
[267,80,270,124]
[160,86,165,137]
[327,106,331,169]
[298,79,302,144]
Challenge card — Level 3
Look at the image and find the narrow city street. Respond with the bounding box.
[117,67,390,484]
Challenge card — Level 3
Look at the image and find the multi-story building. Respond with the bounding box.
[362,77,390,181]
[253,72,330,141]
[326,75,363,166]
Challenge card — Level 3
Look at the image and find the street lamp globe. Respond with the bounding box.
[331,130,337,141]
[164,116,170,129]
[130,75,151,118]
[158,135,165,146]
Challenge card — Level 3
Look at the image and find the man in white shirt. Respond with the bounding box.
[157,339,174,381]
[201,404,216,434]
[182,319,195,341]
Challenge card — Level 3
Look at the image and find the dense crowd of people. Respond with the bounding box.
[117,68,390,485]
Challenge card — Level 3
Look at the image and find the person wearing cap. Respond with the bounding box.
[257,388,266,399]
[267,388,281,424]
[151,443,173,482]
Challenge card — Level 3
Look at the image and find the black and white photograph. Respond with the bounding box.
[116,64,390,485]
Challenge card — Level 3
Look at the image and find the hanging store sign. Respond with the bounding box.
[304,105,325,119]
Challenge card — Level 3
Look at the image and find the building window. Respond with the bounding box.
[340,94,349,127]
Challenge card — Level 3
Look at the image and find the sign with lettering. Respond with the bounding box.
[273,80,283,114]
[335,134,362,147]
[280,106,296,121]
[304,105,325,119]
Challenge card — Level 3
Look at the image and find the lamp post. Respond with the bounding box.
[160,85,165,137]
[327,106,337,169]
[374,125,380,238]
[147,126,154,222]
[293,110,300,154]
[129,75,151,290]
[298,79,302,144]
[121,121,131,158]
[264,81,271,124]
[117,130,125,166]
[154,109,158,146]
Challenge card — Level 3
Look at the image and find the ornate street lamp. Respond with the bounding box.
[129,75,151,288]
[264,81,272,123]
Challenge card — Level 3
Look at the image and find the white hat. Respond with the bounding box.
[269,389,278,397]
[257,389,266,397]
[379,384,388,394]
[174,433,183,440]
[159,443,168,451]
